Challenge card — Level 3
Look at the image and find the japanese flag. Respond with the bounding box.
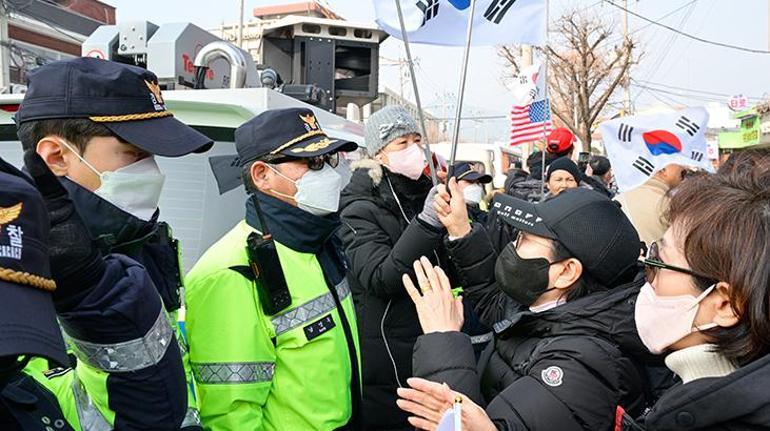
[599,107,713,192]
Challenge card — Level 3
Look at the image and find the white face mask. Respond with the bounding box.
[335,157,353,188]
[462,184,484,205]
[267,163,343,217]
[60,140,165,221]
[529,297,567,313]
[634,282,718,354]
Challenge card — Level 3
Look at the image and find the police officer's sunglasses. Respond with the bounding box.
[263,153,339,171]
[643,241,716,285]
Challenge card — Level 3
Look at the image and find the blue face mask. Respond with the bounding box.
[267,163,343,217]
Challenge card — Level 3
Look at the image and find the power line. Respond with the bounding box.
[604,0,700,47]
[630,2,697,108]
[603,0,770,54]
[634,79,765,101]
[631,80,729,104]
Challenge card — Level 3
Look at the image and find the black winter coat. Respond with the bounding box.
[621,352,770,430]
[413,224,655,431]
[339,160,450,431]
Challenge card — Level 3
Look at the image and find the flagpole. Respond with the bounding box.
[394,0,438,185]
[540,0,550,199]
[448,0,477,179]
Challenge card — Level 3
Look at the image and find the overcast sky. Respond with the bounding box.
[107,0,770,141]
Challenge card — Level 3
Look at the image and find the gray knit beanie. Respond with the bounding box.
[364,105,420,157]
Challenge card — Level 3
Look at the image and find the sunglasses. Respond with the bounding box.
[262,152,339,171]
[644,241,716,285]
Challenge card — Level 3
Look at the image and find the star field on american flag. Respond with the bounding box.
[510,99,553,146]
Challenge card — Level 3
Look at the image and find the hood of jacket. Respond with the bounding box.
[498,271,652,361]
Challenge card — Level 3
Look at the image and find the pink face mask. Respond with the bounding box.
[384,143,426,180]
[634,282,717,354]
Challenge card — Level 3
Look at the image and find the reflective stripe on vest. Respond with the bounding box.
[271,278,351,336]
[191,361,275,384]
[65,308,174,372]
[72,378,111,431]
[181,407,201,428]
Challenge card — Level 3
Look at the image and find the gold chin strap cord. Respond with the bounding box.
[89,111,173,122]
[0,267,56,292]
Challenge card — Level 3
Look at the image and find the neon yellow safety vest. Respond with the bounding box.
[185,221,361,431]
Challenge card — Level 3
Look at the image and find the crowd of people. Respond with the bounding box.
[1,57,769,431]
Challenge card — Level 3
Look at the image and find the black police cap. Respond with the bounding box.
[0,157,69,367]
[17,57,213,157]
[453,162,492,184]
[234,107,357,166]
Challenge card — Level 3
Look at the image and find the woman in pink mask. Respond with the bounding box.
[339,106,452,430]
[620,149,770,429]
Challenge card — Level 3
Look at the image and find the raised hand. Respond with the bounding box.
[23,150,104,298]
[402,256,464,334]
[434,178,471,238]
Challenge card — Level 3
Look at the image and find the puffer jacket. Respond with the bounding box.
[413,224,660,431]
[339,160,450,431]
[620,352,770,430]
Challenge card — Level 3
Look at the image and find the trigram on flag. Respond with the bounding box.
[510,99,553,146]
[675,115,700,137]
[632,156,655,176]
[618,123,634,143]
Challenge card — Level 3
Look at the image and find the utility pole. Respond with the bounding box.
[237,0,245,48]
[622,0,632,116]
[0,1,10,92]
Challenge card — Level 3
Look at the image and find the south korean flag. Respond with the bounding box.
[599,107,712,192]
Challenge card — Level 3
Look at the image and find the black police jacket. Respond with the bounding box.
[1,254,187,430]
[339,160,449,431]
[412,224,660,431]
[62,178,184,312]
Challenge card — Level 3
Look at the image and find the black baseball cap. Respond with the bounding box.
[16,57,213,157]
[492,188,640,286]
[235,107,357,166]
[0,157,69,367]
[453,162,492,184]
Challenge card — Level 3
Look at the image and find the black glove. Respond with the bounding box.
[23,151,105,301]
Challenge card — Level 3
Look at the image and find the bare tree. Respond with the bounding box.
[500,9,638,151]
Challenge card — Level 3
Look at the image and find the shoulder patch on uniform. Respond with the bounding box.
[541,365,564,387]
[43,367,72,379]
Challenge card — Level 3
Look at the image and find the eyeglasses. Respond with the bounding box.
[644,241,716,284]
[262,152,339,171]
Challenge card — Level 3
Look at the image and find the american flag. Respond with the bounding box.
[510,99,553,146]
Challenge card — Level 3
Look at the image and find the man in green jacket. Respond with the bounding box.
[185,108,361,430]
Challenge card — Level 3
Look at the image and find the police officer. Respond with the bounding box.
[451,162,493,222]
[15,57,213,429]
[0,155,187,430]
[185,108,361,430]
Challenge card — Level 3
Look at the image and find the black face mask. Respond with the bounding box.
[494,242,558,307]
